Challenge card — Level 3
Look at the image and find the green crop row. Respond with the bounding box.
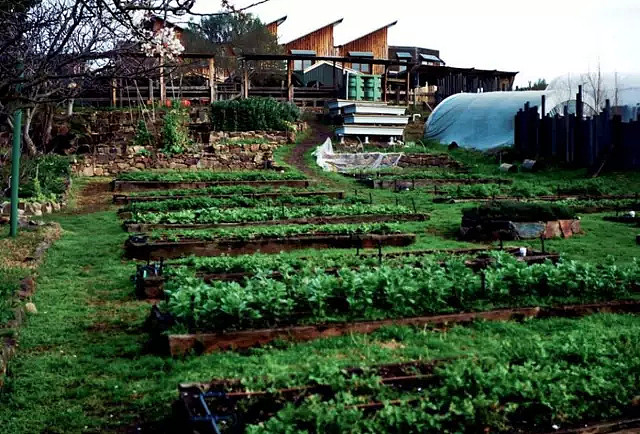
[436,178,640,199]
[122,195,368,214]
[148,223,406,242]
[244,315,640,433]
[171,250,467,275]
[126,184,327,198]
[162,252,640,333]
[129,204,413,225]
[117,170,306,182]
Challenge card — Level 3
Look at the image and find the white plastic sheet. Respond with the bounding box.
[313,138,404,172]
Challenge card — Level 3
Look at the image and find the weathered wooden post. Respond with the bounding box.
[287,59,294,102]
[208,58,216,103]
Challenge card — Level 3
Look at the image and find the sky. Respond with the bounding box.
[193,0,640,87]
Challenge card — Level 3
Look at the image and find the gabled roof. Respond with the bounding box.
[335,21,398,48]
[283,18,344,45]
[265,16,287,27]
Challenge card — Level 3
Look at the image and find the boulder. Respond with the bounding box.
[41,203,53,214]
[82,166,94,177]
[93,167,104,176]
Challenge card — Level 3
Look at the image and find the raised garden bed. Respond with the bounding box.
[135,247,558,299]
[174,359,448,433]
[124,213,429,233]
[460,202,582,240]
[113,190,345,205]
[360,177,513,190]
[112,179,311,192]
[125,232,417,260]
[160,300,640,356]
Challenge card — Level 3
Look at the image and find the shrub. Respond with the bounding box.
[210,97,300,132]
[12,155,71,200]
[133,119,154,147]
[162,108,191,155]
[462,201,576,222]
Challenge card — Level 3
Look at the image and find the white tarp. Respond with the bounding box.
[313,138,404,172]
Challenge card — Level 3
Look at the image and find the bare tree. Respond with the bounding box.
[0,0,270,154]
[581,61,609,113]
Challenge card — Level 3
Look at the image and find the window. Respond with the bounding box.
[399,65,407,73]
[352,63,371,73]
[293,59,313,71]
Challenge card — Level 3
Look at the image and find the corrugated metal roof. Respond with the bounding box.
[349,51,374,58]
[290,49,317,56]
[396,52,412,59]
[420,54,443,63]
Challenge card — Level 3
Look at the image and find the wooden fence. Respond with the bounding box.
[514,88,640,170]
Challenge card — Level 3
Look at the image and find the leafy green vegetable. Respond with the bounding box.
[161,253,640,333]
[117,170,306,182]
[122,195,368,214]
[148,223,405,242]
[129,204,413,225]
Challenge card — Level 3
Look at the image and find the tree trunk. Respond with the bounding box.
[41,104,55,151]
[22,107,38,155]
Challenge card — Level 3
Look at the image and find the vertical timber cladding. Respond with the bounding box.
[336,22,398,75]
[283,19,344,57]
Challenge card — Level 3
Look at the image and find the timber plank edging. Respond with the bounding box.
[165,299,640,356]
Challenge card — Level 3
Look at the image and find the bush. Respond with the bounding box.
[462,201,576,222]
[210,97,300,132]
[162,108,192,155]
[10,155,71,200]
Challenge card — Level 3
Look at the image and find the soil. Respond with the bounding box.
[71,179,113,214]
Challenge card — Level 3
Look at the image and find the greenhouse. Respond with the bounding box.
[425,72,640,150]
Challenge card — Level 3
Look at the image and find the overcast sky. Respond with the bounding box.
[194,0,640,87]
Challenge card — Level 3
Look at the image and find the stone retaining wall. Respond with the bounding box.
[71,141,283,176]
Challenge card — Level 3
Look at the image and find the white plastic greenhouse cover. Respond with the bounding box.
[424,91,548,150]
[546,72,640,122]
[425,73,640,151]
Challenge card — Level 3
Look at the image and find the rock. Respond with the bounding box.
[19,277,36,298]
[41,203,53,214]
[32,209,43,217]
[93,167,104,176]
[82,166,94,177]
[52,202,61,212]
[543,221,562,239]
[1,202,10,215]
[135,163,146,169]
[24,303,37,314]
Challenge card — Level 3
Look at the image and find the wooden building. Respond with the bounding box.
[265,16,287,37]
[335,21,397,75]
[283,18,344,58]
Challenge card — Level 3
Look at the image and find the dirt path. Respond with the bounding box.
[285,121,333,179]
[68,178,113,215]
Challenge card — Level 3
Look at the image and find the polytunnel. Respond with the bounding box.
[425,72,640,151]
[424,91,548,150]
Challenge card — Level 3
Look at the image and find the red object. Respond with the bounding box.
[182,99,191,107]
[164,100,172,108]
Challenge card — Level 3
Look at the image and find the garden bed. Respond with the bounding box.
[460,202,582,240]
[125,232,417,260]
[124,213,429,233]
[174,359,448,433]
[112,179,311,192]
[135,247,558,299]
[360,177,513,190]
[161,300,640,355]
[113,190,345,205]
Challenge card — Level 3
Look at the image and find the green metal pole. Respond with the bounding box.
[9,108,22,237]
[10,63,23,237]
